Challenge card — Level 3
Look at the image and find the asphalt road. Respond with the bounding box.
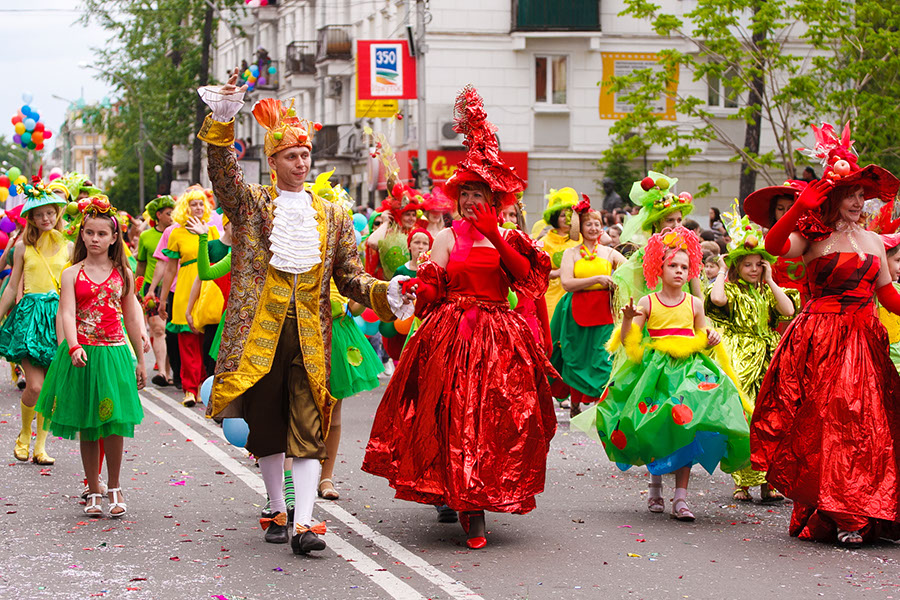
[0,364,897,600]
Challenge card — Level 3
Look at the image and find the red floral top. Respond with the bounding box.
[75,266,126,346]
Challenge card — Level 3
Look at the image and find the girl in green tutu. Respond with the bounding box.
[551,200,625,417]
[572,226,751,521]
[0,178,71,465]
[36,196,146,518]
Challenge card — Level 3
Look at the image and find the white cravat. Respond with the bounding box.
[269,188,321,274]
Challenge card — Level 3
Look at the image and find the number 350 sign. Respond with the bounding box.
[357,40,417,100]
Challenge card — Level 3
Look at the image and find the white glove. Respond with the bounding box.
[198,85,246,122]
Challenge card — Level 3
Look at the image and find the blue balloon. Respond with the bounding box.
[23,118,36,131]
[20,105,31,116]
[20,132,31,145]
[354,230,362,245]
[361,318,379,336]
[352,213,367,232]
[250,65,260,76]
[29,112,39,122]
[200,376,214,405]
[223,418,249,447]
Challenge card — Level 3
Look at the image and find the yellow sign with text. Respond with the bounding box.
[599,53,678,120]
[355,99,399,119]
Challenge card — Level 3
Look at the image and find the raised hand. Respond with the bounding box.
[470,203,500,238]
[796,178,833,211]
[221,68,248,96]
[621,297,644,320]
[185,216,209,236]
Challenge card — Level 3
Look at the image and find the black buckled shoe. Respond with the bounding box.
[291,523,327,555]
[261,512,289,544]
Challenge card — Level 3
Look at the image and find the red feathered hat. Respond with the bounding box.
[743,180,808,228]
[799,122,899,203]
[379,182,423,223]
[443,85,525,208]
[421,185,454,214]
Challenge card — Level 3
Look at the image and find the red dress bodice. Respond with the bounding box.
[75,266,126,346]
[803,252,879,314]
[445,247,509,302]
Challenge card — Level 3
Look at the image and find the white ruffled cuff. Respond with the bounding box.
[387,276,415,320]
[198,86,245,122]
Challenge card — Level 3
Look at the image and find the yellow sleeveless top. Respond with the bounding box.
[573,251,612,290]
[23,231,68,294]
[646,292,695,338]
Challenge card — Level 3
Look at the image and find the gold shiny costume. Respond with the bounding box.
[705,281,799,487]
[199,115,395,458]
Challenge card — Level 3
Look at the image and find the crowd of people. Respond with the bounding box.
[2,82,898,557]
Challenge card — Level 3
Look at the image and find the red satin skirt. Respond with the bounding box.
[362,296,558,514]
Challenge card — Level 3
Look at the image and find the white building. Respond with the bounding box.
[210,0,788,226]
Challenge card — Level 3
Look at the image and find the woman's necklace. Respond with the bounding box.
[579,241,599,260]
[822,219,865,259]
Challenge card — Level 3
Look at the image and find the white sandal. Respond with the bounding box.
[108,487,127,518]
[81,481,107,501]
[317,478,340,500]
[84,493,104,517]
[670,497,695,521]
[647,482,665,513]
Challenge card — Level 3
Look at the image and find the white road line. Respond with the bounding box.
[141,393,428,600]
[142,390,486,600]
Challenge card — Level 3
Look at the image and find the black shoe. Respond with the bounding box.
[263,512,290,544]
[436,505,458,523]
[291,529,326,555]
[174,379,183,390]
[151,374,170,387]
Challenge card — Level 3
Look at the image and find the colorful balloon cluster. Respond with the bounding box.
[245,0,271,7]
[0,166,25,203]
[10,94,52,151]
[240,63,277,92]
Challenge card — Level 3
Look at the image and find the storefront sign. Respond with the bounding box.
[357,40,417,100]
[599,52,677,120]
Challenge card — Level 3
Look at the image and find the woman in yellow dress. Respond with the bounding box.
[157,186,219,407]
[551,201,626,417]
[535,187,582,318]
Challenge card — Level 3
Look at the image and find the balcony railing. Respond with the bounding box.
[512,0,600,31]
[257,59,279,90]
[286,41,317,75]
[317,25,353,62]
[312,124,341,159]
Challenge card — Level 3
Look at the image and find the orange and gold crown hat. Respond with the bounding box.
[251,98,322,157]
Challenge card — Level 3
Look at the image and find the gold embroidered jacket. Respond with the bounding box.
[199,115,395,435]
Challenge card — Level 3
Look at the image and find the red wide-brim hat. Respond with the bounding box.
[743,180,808,228]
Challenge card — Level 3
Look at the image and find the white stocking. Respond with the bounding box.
[259,453,287,514]
[292,458,322,528]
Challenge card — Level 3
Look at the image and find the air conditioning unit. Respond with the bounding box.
[437,119,463,148]
[326,77,343,99]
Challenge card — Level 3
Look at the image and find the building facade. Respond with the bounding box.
[50,104,114,189]
[209,0,787,227]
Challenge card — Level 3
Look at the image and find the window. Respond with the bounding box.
[535,55,567,105]
[707,67,738,109]
[514,0,600,31]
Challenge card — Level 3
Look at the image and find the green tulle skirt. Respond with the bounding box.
[36,342,144,441]
[549,293,614,397]
[330,313,383,399]
[572,347,751,475]
[0,292,59,368]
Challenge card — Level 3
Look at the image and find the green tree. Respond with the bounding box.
[598,0,900,199]
[0,136,38,177]
[80,0,245,210]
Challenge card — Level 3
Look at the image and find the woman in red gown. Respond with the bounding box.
[362,86,557,550]
[748,123,900,547]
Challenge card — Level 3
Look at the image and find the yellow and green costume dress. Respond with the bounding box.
[549,249,615,398]
[572,292,751,475]
[539,228,581,317]
[329,285,383,399]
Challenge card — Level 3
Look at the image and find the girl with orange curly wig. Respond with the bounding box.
[572,226,751,522]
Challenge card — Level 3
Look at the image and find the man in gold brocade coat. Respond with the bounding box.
[196,71,413,556]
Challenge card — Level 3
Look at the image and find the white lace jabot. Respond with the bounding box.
[269,188,322,274]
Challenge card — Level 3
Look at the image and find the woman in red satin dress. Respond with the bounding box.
[748,123,900,548]
[362,86,557,550]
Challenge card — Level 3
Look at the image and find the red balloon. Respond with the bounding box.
[0,176,8,187]
[11,115,22,125]
[35,143,44,151]
[43,131,52,139]
[34,122,45,132]
[361,308,379,323]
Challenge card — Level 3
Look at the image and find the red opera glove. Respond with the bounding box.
[402,278,440,317]
[877,283,900,315]
[535,296,553,356]
[766,179,833,255]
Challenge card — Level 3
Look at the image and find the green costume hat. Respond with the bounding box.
[46,172,101,201]
[148,195,176,220]
[21,176,66,215]
[542,187,579,224]
[621,171,694,244]
[722,201,775,267]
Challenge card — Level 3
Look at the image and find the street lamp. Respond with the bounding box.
[79,62,147,213]
[154,164,162,194]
